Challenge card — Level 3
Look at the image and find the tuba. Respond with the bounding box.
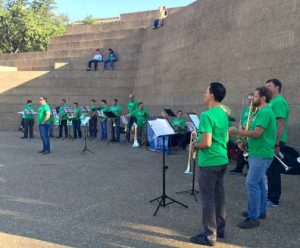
[185,130,198,174]
[132,123,139,148]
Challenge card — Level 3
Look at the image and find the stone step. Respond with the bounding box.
[50,29,139,44]
[65,19,151,35]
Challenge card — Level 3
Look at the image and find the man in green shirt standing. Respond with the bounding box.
[266,79,290,207]
[89,99,98,139]
[99,99,109,141]
[72,102,82,139]
[229,87,276,229]
[109,98,122,142]
[37,96,51,154]
[128,102,149,145]
[190,82,228,247]
[58,99,69,138]
[21,99,35,139]
[126,94,138,143]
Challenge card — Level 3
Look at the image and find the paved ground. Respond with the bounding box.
[0,131,299,248]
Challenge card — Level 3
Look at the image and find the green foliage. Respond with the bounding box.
[82,15,97,25]
[0,0,68,54]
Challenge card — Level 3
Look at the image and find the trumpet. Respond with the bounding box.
[132,122,139,148]
[185,130,198,174]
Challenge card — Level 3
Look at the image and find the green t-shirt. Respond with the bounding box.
[131,108,149,128]
[109,105,122,117]
[59,104,70,121]
[90,105,97,111]
[197,106,229,167]
[248,105,277,158]
[171,117,187,133]
[37,103,51,124]
[240,106,257,128]
[22,104,35,120]
[73,107,82,121]
[127,100,138,114]
[269,95,289,143]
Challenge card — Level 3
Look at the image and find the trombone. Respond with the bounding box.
[132,122,139,148]
[185,130,198,174]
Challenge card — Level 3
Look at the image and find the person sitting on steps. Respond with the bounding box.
[87,49,103,71]
[103,48,118,70]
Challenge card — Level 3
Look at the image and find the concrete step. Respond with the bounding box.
[50,29,139,44]
[65,19,151,35]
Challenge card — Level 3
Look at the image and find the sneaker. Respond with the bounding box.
[238,217,259,229]
[190,233,215,246]
[38,150,45,153]
[86,68,91,71]
[229,168,243,175]
[241,211,266,219]
[268,200,279,208]
[43,150,50,155]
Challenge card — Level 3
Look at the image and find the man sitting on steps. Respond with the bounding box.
[87,49,103,71]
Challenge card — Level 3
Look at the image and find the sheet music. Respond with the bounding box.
[186,121,196,132]
[81,116,91,126]
[148,119,175,137]
[189,114,200,129]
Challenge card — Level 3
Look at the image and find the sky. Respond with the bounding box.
[54,0,196,23]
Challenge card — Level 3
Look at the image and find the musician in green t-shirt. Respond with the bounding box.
[37,96,51,154]
[266,79,290,207]
[171,111,188,149]
[99,99,109,141]
[229,87,276,229]
[126,94,138,143]
[109,98,122,142]
[128,102,149,145]
[190,82,228,247]
[57,99,69,138]
[21,99,35,139]
[72,102,82,139]
[89,99,98,139]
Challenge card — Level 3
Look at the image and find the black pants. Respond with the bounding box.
[198,165,227,242]
[59,120,68,137]
[266,142,285,204]
[89,117,97,138]
[235,150,248,171]
[24,119,34,138]
[88,59,100,70]
[73,120,82,138]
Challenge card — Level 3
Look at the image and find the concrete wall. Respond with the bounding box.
[132,0,300,148]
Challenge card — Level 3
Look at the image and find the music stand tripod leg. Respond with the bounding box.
[149,136,188,216]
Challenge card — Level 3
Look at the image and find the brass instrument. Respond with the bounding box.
[185,130,198,174]
[241,100,257,160]
[121,115,128,133]
[132,122,139,148]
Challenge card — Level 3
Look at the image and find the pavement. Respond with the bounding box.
[0,131,299,248]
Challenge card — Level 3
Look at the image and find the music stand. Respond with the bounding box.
[148,118,188,216]
[176,112,200,200]
[104,111,117,144]
[163,108,176,117]
[80,116,94,155]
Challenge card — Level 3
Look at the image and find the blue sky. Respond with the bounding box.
[54,0,195,23]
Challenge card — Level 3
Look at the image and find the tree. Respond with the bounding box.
[82,15,97,25]
[0,0,68,54]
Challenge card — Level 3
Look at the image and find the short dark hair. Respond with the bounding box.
[266,79,282,92]
[74,102,78,106]
[101,99,107,104]
[62,99,66,104]
[138,101,143,106]
[113,98,118,103]
[91,99,96,103]
[109,48,114,53]
[27,100,32,104]
[255,87,272,103]
[177,110,182,114]
[209,82,226,102]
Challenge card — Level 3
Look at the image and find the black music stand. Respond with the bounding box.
[148,118,188,216]
[164,108,176,117]
[104,111,117,144]
[176,112,200,200]
[81,117,94,155]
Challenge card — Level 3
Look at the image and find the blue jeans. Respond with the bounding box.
[126,116,137,142]
[103,58,117,69]
[100,119,107,140]
[39,124,50,151]
[72,119,82,138]
[247,156,273,219]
